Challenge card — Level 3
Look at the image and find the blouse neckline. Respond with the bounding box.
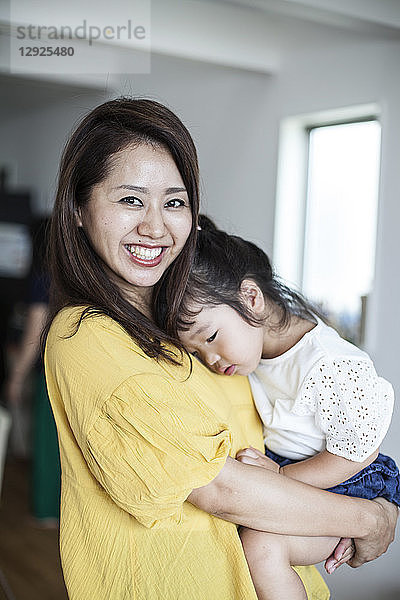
[260,319,322,365]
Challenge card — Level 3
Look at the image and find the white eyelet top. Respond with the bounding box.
[248,320,394,462]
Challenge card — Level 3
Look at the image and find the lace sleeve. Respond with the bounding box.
[298,358,394,461]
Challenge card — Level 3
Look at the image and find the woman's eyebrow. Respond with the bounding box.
[113,185,187,194]
[113,185,148,192]
[165,186,187,194]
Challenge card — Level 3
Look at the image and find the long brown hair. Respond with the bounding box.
[44,97,199,362]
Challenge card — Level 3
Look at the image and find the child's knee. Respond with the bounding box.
[240,527,289,567]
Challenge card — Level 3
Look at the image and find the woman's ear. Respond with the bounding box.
[240,279,265,315]
[75,206,83,228]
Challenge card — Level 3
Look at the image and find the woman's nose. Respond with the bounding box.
[137,205,166,239]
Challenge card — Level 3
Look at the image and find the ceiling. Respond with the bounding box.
[208,0,400,34]
[1,0,399,114]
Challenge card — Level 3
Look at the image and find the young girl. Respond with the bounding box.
[176,216,400,600]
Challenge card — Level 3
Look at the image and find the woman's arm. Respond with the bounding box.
[189,456,376,537]
[188,456,398,565]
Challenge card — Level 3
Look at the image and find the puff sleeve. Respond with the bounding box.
[298,358,394,461]
[85,373,232,528]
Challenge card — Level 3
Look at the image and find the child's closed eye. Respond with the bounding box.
[206,331,218,343]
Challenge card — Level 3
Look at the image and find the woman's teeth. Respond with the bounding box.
[126,245,163,260]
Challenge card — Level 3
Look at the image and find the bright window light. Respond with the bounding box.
[302,120,381,343]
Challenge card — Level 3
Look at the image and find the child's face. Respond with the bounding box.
[179,303,265,376]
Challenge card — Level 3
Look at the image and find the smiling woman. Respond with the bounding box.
[43,98,397,600]
[46,98,199,362]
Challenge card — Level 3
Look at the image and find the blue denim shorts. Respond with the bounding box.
[265,447,400,506]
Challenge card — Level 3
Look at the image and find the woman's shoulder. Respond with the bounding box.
[45,307,173,418]
[46,305,150,372]
[48,305,138,347]
[49,305,122,334]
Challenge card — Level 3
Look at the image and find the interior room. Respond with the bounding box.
[0,1,399,598]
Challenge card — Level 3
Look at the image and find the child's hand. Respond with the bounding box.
[325,538,355,573]
[236,447,280,474]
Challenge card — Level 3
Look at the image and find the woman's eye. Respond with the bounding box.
[206,331,218,343]
[165,198,185,208]
[120,196,143,206]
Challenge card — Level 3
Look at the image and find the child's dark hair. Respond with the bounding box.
[163,215,322,334]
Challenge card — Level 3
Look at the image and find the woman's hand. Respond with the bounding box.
[325,498,398,573]
[349,497,398,567]
[236,447,280,474]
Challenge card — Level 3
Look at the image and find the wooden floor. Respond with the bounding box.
[0,458,68,600]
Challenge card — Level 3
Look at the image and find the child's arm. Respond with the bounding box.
[276,356,392,489]
[279,448,379,488]
[236,446,379,489]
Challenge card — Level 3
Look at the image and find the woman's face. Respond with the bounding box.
[77,143,192,305]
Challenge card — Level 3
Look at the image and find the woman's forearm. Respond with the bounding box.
[188,456,377,539]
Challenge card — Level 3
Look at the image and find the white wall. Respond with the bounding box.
[0,83,111,213]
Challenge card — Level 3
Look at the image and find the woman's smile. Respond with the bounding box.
[77,143,192,301]
[125,243,166,266]
[125,244,165,266]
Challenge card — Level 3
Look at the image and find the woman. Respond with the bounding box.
[44,98,397,600]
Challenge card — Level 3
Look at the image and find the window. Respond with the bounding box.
[303,120,381,344]
[274,107,381,345]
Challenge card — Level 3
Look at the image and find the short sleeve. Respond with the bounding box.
[85,373,232,528]
[298,358,394,461]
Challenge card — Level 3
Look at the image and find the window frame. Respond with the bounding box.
[273,105,381,345]
[273,104,381,290]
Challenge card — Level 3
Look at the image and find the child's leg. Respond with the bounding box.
[240,527,339,600]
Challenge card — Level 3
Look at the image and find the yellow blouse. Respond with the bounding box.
[45,307,329,600]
